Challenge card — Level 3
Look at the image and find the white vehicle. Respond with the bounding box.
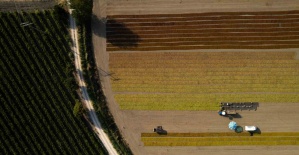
[245,126,257,131]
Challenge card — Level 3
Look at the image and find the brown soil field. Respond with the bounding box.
[92,0,299,154]
[106,10,299,51]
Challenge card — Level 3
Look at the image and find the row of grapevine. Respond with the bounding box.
[0,8,107,155]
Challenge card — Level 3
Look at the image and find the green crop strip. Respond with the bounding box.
[141,132,299,146]
[110,51,299,110]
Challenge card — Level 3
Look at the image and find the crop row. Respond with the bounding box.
[110,67,299,73]
[107,40,299,48]
[141,132,299,146]
[106,10,299,51]
[109,52,296,60]
[0,10,106,154]
[112,78,299,85]
[107,32,299,40]
[107,40,299,47]
[115,94,299,110]
[110,62,299,68]
[107,10,299,20]
[107,44,299,51]
[141,132,299,137]
[109,60,298,65]
[107,19,299,28]
[107,23,299,32]
[112,84,299,93]
[142,137,299,146]
[109,57,298,62]
[107,14,299,22]
[107,27,299,35]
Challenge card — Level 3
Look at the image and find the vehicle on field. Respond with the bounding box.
[245,126,257,131]
[153,126,167,134]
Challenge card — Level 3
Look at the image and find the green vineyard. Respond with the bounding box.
[0,9,107,154]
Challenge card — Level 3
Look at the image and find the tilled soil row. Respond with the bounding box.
[107,40,299,48]
[107,15,299,23]
[107,10,299,19]
[109,52,296,60]
[107,45,299,51]
[107,36,299,42]
[107,23,299,31]
[107,19,299,27]
[107,28,299,35]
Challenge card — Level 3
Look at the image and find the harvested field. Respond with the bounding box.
[110,52,299,110]
[106,10,299,51]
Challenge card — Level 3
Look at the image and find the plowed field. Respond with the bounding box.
[106,10,299,51]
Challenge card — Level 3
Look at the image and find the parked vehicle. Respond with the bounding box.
[245,126,257,131]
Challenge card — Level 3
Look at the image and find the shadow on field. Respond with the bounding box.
[228,113,242,120]
[98,67,120,81]
[92,14,140,49]
[221,113,242,120]
[246,127,262,136]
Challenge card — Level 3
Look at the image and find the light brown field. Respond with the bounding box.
[92,0,299,154]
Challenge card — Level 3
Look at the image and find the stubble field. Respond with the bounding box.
[110,52,299,110]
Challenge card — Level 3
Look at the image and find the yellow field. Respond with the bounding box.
[110,52,299,110]
[141,132,299,146]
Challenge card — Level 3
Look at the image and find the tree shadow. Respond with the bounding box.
[92,14,140,49]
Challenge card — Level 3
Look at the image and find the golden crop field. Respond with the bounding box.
[110,52,299,110]
[141,132,299,146]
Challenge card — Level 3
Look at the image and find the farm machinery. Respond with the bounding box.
[218,102,259,116]
[153,126,167,134]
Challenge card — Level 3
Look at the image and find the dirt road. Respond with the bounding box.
[69,7,118,155]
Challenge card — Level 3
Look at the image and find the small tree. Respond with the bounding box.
[73,99,84,116]
[70,0,92,24]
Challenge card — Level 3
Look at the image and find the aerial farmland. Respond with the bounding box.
[92,0,299,154]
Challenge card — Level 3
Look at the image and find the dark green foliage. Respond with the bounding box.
[73,100,84,116]
[70,0,92,24]
[78,20,133,155]
[0,8,107,155]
